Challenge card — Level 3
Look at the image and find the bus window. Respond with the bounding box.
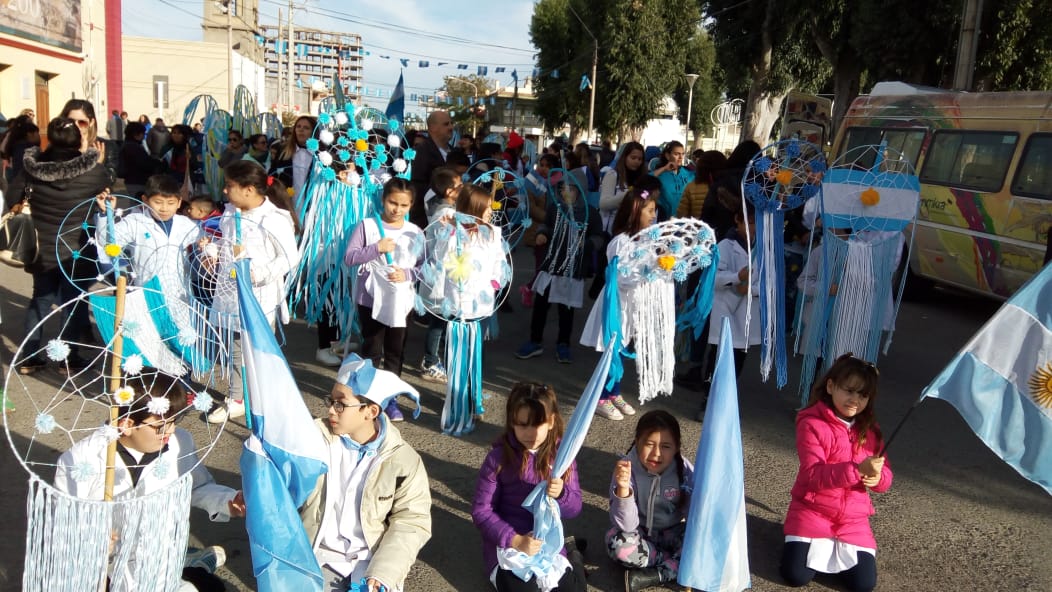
[920,130,1018,193]
[840,127,925,169]
[1011,133,1052,200]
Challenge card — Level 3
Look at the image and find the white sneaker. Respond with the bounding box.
[596,399,624,421]
[207,400,245,424]
[315,347,342,367]
[330,340,360,356]
[184,545,226,573]
[611,394,636,416]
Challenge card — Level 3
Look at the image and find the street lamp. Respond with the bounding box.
[446,77,479,137]
[685,73,699,147]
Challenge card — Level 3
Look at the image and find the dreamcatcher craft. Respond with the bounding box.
[417,213,512,435]
[4,286,228,591]
[742,139,826,388]
[530,168,594,309]
[794,143,919,404]
[583,218,718,404]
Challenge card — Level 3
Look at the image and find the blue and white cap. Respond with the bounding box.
[336,354,422,418]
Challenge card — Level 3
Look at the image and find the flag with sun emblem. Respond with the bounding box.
[923,263,1052,495]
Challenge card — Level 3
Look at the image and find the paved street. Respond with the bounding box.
[1,250,1050,591]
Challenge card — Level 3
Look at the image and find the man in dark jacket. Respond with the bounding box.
[6,117,113,374]
[409,110,453,230]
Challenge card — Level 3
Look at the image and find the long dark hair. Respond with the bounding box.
[615,141,645,191]
[224,160,301,234]
[611,174,661,237]
[499,383,567,482]
[630,410,688,508]
[693,150,728,186]
[39,117,83,162]
[807,353,882,449]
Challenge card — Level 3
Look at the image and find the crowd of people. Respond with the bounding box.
[0,100,893,592]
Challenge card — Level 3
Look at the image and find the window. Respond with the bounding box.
[840,127,926,170]
[920,131,1018,193]
[1011,134,1052,200]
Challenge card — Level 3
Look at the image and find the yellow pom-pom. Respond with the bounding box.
[230,269,237,279]
[104,243,122,258]
[491,201,502,211]
[112,386,136,405]
[775,169,794,186]
[658,255,677,271]
[286,187,295,197]
[860,187,881,206]
[355,139,369,151]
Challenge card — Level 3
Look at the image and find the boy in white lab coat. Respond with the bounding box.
[54,372,245,591]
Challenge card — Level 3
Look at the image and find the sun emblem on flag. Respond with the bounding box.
[1028,362,1052,409]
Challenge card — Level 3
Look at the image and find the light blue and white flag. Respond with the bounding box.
[923,263,1052,495]
[237,260,330,591]
[679,316,751,591]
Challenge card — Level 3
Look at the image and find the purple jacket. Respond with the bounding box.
[471,436,582,576]
[783,401,893,548]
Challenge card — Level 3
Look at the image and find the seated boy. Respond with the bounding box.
[300,354,432,592]
[54,372,245,591]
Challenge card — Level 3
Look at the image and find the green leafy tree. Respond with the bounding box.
[672,31,721,144]
[437,74,494,136]
[973,0,1052,91]
[530,0,590,136]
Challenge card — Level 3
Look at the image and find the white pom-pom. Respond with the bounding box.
[347,170,362,187]
[361,119,374,131]
[318,151,333,166]
[122,353,144,375]
[392,158,407,173]
[379,172,393,184]
[334,111,349,125]
[318,129,335,145]
[204,243,219,258]
[387,134,401,148]
[146,397,171,416]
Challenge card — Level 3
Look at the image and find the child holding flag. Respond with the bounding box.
[299,354,432,592]
[781,353,892,592]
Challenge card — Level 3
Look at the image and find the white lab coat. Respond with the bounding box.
[97,209,199,298]
[708,236,761,349]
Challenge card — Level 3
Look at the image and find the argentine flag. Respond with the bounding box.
[236,260,330,591]
[678,316,751,591]
[923,262,1052,495]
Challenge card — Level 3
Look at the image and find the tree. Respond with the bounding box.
[437,74,494,136]
[530,0,590,136]
[672,31,720,144]
[973,0,1052,91]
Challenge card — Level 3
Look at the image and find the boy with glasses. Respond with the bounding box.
[54,371,245,591]
[300,354,432,592]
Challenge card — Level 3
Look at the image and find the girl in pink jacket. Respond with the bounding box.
[781,354,892,592]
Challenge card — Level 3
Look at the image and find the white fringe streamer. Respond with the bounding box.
[759,210,778,381]
[23,474,192,592]
[630,280,676,404]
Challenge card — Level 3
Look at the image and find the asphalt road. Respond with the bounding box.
[1,251,1050,592]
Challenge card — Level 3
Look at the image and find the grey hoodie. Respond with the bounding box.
[608,445,694,535]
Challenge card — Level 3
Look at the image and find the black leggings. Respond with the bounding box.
[357,305,408,376]
[780,541,877,592]
[494,564,585,592]
[529,286,575,345]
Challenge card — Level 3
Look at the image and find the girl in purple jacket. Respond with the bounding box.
[781,354,893,592]
[471,383,585,592]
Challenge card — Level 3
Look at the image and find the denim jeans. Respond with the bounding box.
[24,268,93,356]
[422,314,446,368]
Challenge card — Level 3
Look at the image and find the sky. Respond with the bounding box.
[122,0,539,114]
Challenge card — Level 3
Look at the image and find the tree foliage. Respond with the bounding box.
[529,0,590,136]
[671,32,721,139]
[437,74,494,134]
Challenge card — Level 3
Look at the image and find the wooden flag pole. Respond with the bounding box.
[103,275,128,501]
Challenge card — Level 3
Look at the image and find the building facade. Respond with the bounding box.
[258,24,363,109]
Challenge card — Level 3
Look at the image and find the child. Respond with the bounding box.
[607,410,692,592]
[781,354,891,592]
[516,179,602,364]
[579,176,663,420]
[54,372,245,591]
[522,154,559,301]
[300,354,431,592]
[205,160,300,423]
[342,178,423,421]
[95,174,199,298]
[471,382,585,592]
[427,166,462,225]
[186,195,222,237]
[700,199,760,416]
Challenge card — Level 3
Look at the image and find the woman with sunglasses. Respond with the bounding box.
[5,117,112,374]
[60,99,106,165]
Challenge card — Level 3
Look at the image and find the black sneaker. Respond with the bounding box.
[625,567,663,592]
[18,356,46,375]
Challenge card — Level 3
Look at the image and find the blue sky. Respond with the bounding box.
[123,0,538,113]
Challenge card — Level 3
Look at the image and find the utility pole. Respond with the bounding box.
[277,8,283,113]
[287,0,295,113]
[953,0,984,90]
[226,0,234,110]
[568,5,597,143]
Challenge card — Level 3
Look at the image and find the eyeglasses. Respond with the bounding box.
[326,396,369,414]
[72,118,91,129]
[138,419,176,435]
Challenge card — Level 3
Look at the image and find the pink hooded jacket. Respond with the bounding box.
[783,401,893,549]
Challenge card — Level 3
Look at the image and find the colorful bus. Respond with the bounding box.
[831,81,1052,299]
[780,91,833,148]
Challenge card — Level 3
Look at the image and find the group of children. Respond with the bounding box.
[44,132,895,592]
